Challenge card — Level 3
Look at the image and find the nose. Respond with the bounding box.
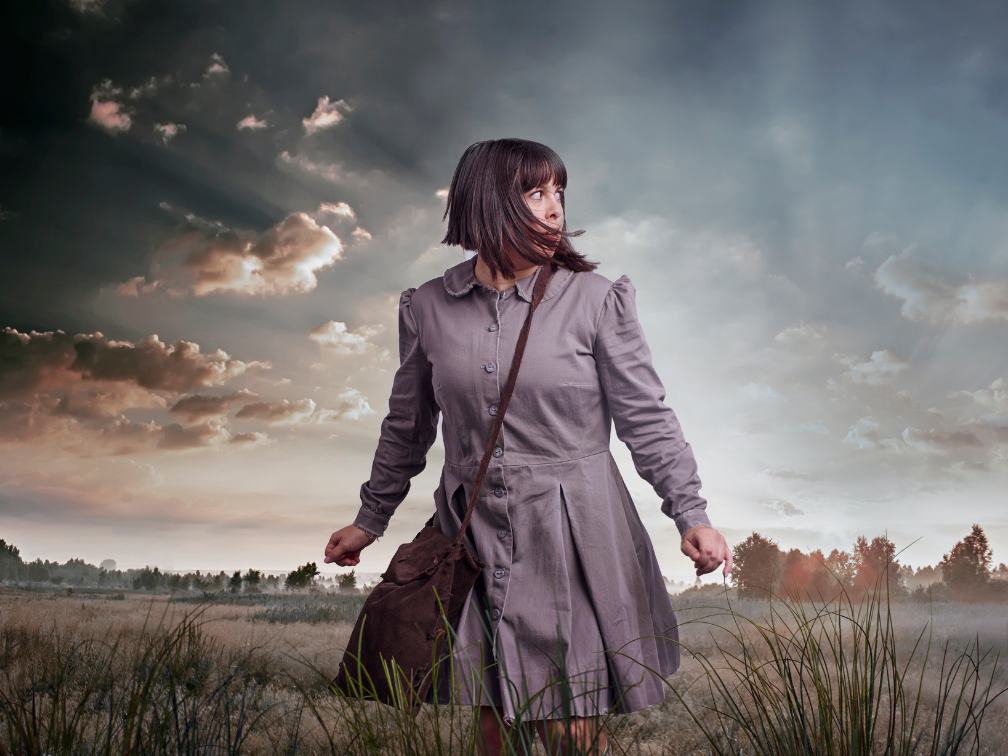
[546,194,562,222]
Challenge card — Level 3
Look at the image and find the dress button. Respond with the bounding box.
[493,487,504,498]
[488,324,498,332]
[494,568,505,579]
[488,405,497,416]
[497,529,508,539]
[492,608,501,620]
[493,447,503,458]
[485,362,496,373]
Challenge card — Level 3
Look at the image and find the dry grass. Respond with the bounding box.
[0,586,1005,755]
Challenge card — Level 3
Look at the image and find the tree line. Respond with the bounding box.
[730,524,1008,601]
[0,539,357,594]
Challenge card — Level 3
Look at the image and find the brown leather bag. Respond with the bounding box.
[332,263,555,712]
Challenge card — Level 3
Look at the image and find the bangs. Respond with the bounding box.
[517,144,568,193]
[442,138,595,280]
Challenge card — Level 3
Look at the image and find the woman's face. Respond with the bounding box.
[523,178,564,252]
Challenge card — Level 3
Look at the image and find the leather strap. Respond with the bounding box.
[453,263,554,547]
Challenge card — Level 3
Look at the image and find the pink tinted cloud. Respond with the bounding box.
[117,212,344,297]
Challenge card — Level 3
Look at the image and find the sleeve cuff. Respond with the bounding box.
[672,508,712,537]
[353,507,389,539]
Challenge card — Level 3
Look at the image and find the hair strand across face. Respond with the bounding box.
[442,139,596,280]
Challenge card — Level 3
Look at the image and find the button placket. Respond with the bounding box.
[487,293,510,640]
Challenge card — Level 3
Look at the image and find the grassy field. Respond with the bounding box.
[0,585,1005,755]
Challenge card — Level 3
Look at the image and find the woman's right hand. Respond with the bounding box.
[324,525,376,566]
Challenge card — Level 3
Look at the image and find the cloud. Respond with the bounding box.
[118,211,344,297]
[237,115,268,130]
[128,75,172,99]
[845,256,866,272]
[235,398,317,424]
[0,205,18,221]
[234,391,373,424]
[96,416,163,455]
[952,378,1008,415]
[435,188,449,199]
[154,122,185,144]
[875,246,1008,323]
[843,416,887,450]
[837,350,908,386]
[352,226,372,242]
[279,151,342,183]
[169,389,257,422]
[760,499,808,517]
[302,96,350,135]
[69,333,267,391]
[901,427,984,454]
[230,431,271,446]
[309,321,383,355]
[116,276,161,297]
[204,53,230,78]
[775,321,824,343]
[159,420,230,450]
[88,80,131,133]
[1,328,263,396]
[316,388,374,421]
[317,202,355,220]
[0,328,270,452]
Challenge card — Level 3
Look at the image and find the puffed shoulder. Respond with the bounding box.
[397,287,421,362]
[595,274,639,328]
[399,287,417,311]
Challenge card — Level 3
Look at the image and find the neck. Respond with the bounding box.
[473,254,541,292]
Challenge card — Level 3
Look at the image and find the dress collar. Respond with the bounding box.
[441,258,571,303]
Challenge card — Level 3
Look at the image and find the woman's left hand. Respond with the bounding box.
[681,526,733,577]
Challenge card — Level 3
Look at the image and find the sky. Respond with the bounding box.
[1,0,1007,582]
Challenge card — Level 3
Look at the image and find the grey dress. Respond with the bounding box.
[353,259,712,722]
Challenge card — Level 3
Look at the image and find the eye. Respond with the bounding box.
[530,190,543,200]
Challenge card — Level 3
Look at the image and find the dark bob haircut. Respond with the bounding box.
[441,139,597,281]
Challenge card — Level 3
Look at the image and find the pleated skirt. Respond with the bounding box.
[436,487,612,722]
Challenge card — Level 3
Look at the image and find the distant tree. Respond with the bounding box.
[285,562,320,590]
[28,560,50,582]
[229,571,243,593]
[243,569,261,587]
[853,535,902,593]
[993,563,1008,581]
[731,533,781,599]
[0,538,21,562]
[338,570,358,594]
[940,525,992,593]
[133,566,163,591]
[824,549,856,591]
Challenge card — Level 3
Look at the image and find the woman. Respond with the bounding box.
[325,139,732,756]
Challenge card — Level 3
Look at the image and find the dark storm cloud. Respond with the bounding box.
[0,327,264,449]
[67,332,267,391]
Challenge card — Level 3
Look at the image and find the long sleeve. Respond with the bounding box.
[353,288,440,537]
[593,276,711,536]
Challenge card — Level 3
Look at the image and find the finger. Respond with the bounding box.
[681,538,701,561]
[724,546,734,578]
